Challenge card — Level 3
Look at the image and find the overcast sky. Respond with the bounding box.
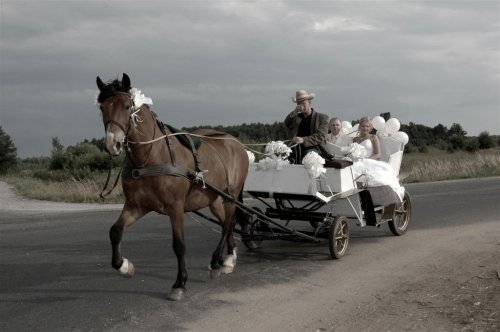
[1,0,499,158]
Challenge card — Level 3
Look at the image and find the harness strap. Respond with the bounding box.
[122,163,235,202]
[160,121,202,172]
[185,134,202,172]
[123,163,194,180]
[157,120,177,167]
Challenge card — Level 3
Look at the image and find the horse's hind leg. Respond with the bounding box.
[110,206,145,278]
[208,197,238,277]
[167,206,188,301]
[221,201,239,275]
[221,189,246,274]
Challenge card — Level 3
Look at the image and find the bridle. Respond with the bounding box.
[101,91,162,167]
[99,91,171,197]
[102,91,133,134]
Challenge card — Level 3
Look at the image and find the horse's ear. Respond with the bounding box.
[96,76,106,91]
[122,73,131,91]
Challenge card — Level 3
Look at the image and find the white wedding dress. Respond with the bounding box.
[352,139,405,201]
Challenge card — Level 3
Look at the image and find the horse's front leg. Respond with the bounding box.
[167,207,188,301]
[110,206,145,278]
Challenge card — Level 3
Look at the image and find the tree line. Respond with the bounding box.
[0,121,498,175]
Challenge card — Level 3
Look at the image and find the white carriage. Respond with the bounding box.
[238,137,412,259]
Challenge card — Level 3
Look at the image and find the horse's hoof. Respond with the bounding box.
[167,287,186,301]
[221,265,234,274]
[119,258,135,278]
[221,252,236,274]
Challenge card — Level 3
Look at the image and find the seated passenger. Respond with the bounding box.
[352,116,381,160]
[284,90,331,163]
[326,117,353,156]
[350,117,404,200]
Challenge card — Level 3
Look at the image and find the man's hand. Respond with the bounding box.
[292,136,304,144]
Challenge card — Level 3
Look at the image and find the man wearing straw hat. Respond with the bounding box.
[284,90,331,163]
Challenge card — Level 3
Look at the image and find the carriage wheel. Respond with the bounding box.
[328,216,349,259]
[388,191,412,236]
[242,207,264,250]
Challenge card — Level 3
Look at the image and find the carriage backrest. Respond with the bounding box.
[379,137,404,175]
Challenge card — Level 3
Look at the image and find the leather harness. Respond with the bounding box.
[101,91,232,198]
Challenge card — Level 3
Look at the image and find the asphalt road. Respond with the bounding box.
[1,177,499,331]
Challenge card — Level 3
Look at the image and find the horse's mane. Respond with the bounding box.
[97,79,131,103]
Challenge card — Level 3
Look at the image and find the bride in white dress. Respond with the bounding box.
[351,117,405,200]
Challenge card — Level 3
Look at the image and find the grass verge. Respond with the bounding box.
[1,148,499,203]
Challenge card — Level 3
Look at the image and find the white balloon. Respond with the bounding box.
[347,123,359,137]
[385,118,400,135]
[341,121,352,129]
[393,131,409,145]
[372,116,386,131]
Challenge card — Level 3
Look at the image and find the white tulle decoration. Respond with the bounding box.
[346,123,359,137]
[256,141,292,171]
[246,150,255,163]
[257,156,290,171]
[353,163,375,182]
[302,151,326,179]
[341,143,368,161]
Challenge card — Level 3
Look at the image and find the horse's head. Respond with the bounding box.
[96,73,133,156]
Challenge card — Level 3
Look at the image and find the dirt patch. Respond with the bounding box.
[350,250,500,332]
[181,221,500,332]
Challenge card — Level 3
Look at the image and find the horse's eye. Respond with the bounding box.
[125,104,131,110]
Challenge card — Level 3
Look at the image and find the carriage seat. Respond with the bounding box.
[324,159,353,169]
[379,137,404,175]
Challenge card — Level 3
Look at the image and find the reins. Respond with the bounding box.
[98,90,297,198]
[126,131,297,157]
[100,154,125,198]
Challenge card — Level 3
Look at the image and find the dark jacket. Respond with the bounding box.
[284,108,329,152]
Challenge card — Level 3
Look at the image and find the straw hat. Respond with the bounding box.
[292,90,315,103]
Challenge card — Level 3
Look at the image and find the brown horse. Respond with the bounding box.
[96,73,248,300]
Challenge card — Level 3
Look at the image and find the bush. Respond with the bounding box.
[464,138,480,152]
[478,131,496,149]
[447,135,465,151]
[49,142,118,174]
[435,139,448,151]
[0,126,17,173]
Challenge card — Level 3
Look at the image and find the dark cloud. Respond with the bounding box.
[1,0,498,157]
